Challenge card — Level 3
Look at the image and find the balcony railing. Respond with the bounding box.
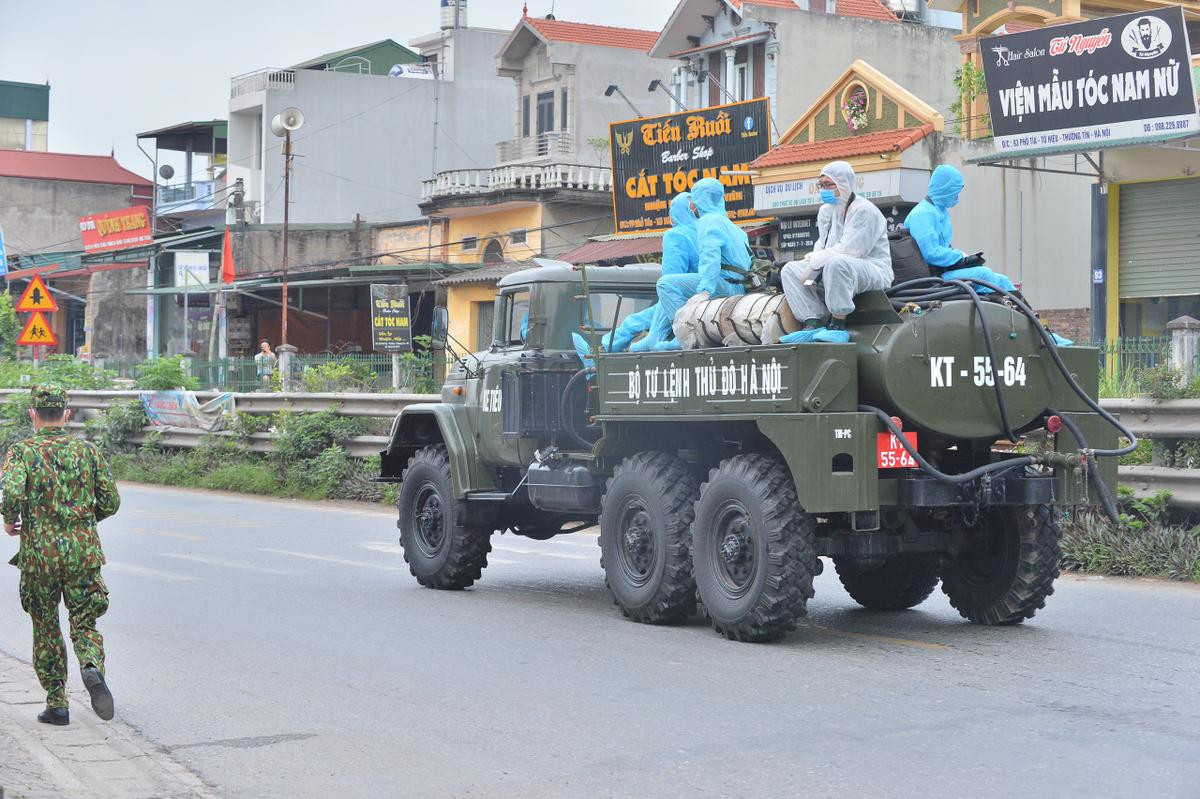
[156,180,218,213]
[230,68,297,98]
[496,131,574,163]
[421,163,613,202]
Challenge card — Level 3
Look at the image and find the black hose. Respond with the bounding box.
[1050,407,1122,524]
[943,278,1018,442]
[560,366,597,451]
[861,404,1035,485]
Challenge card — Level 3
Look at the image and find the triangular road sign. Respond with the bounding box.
[16,274,58,313]
[17,311,57,347]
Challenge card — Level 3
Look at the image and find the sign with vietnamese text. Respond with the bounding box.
[778,217,820,253]
[370,284,412,352]
[79,205,153,254]
[609,99,771,234]
[174,251,210,289]
[981,7,1198,154]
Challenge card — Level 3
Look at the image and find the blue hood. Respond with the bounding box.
[927,164,964,209]
[669,191,695,229]
[691,177,726,216]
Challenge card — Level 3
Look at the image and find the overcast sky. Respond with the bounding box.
[0,0,678,179]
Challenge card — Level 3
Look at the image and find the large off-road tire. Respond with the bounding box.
[833,554,941,611]
[397,445,491,590]
[599,451,700,624]
[692,454,817,642]
[940,504,1061,625]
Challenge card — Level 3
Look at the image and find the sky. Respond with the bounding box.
[0,0,679,179]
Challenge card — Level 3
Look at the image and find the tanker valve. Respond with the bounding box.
[1038,451,1082,470]
[1045,415,1063,434]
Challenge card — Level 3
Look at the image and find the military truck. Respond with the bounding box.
[379,261,1127,642]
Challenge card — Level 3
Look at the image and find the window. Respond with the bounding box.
[734,62,748,102]
[510,228,527,246]
[474,301,495,351]
[498,290,531,347]
[560,88,569,130]
[461,236,478,252]
[522,95,530,137]
[584,292,655,335]
[482,239,505,264]
[536,91,554,134]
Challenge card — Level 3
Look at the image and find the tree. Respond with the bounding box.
[0,292,18,360]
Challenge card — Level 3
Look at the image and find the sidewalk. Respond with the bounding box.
[0,650,217,799]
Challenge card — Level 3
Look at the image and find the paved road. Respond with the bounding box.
[1,484,1198,799]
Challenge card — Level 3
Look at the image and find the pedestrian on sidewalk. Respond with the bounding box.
[255,340,277,390]
[1,385,121,727]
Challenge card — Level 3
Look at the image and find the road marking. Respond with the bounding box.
[359,542,402,555]
[808,624,950,651]
[492,543,591,560]
[259,548,400,571]
[133,527,207,542]
[104,561,197,583]
[160,553,302,576]
[489,558,519,565]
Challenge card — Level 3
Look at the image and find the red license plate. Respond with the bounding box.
[877,432,918,469]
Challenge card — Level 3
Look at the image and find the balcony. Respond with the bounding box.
[496,131,575,163]
[230,68,296,99]
[156,180,218,214]
[421,163,612,203]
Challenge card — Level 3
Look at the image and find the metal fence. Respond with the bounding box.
[1099,336,1171,380]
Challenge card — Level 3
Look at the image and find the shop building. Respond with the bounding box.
[0,80,49,152]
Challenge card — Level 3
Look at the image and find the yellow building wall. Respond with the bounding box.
[446,204,543,265]
[446,283,500,353]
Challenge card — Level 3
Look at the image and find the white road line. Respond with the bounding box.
[491,543,591,561]
[104,561,197,583]
[159,553,303,576]
[358,542,403,555]
[489,558,519,565]
[259,548,400,571]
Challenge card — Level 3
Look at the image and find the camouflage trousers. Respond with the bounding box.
[18,566,109,709]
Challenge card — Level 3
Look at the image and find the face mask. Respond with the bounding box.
[819,189,837,205]
[945,194,961,208]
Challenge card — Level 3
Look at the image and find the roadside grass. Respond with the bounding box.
[1061,491,1200,582]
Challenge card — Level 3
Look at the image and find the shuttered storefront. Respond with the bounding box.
[1118,178,1200,298]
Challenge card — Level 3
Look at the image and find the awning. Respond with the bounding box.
[559,235,665,265]
[965,130,1199,166]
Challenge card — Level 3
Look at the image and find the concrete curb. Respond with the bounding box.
[0,650,218,799]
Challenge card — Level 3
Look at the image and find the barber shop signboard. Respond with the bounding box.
[981,7,1198,154]
[609,99,771,234]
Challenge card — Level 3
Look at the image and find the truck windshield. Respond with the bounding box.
[584,291,655,333]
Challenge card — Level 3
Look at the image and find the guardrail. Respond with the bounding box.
[6,391,1200,505]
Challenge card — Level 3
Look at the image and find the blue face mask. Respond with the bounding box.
[819,189,837,205]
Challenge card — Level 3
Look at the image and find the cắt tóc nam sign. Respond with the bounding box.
[370,284,413,352]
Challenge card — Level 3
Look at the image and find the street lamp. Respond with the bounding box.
[604,85,643,119]
[270,106,304,347]
[648,79,687,111]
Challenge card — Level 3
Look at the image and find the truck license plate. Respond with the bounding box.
[877,432,918,469]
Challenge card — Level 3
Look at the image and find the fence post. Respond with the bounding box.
[1166,315,1200,382]
[277,344,298,392]
[179,350,196,384]
[392,353,403,391]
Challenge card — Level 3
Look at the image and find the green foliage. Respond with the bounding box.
[0,293,18,360]
[84,399,149,454]
[273,410,365,462]
[199,462,279,495]
[1062,490,1200,581]
[0,356,115,390]
[1118,437,1152,466]
[301,358,378,393]
[137,356,200,391]
[0,394,33,460]
[284,445,350,499]
[949,60,988,135]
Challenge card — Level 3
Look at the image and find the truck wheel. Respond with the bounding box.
[599,452,700,624]
[833,554,940,611]
[940,504,1061,625]
[692,454,817,642]
[398,445,491,590]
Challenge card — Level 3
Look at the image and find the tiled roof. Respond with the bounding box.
[524,16,660,51]
[832,0,899,22]
[750,124,934,168]
[670,32,768,57]
[559,235,665,265]
[437,261,535,286]
[727,0,801,9]
[0,150,152,187]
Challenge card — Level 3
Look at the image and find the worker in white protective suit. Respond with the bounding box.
[779,161,893,343]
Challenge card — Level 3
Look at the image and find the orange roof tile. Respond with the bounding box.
[727,0,801,9]
[0,150,152,187]
[524,16,661,51]
[833,0,899,22]
[749,124,934,168]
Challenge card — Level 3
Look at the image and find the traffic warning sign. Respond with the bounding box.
[17,311,57,347]
[16,275,58,313]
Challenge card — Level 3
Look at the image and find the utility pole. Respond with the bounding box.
[282,128,292,347]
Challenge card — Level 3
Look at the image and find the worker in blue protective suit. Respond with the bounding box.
[905,165,1073,345]
[650,177,749,351]
[571,192,699,359]
[779,161,893,344]
[904,164,1014,292]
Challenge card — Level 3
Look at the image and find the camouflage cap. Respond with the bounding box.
[31,384,69,410]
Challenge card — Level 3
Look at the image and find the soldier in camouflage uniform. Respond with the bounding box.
[2,385,120,726]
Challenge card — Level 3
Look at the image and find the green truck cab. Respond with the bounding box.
[380,260,1120,642]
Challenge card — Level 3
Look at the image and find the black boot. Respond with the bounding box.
[82,666,114,721]
[38,707,70,726]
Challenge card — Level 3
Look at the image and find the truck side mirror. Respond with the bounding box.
[431,306,449,350]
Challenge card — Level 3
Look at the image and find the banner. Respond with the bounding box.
[141,391,234,432]
[981,7,1198,154]
[370,284,412,352]
[0,223,7,276]
[79,205,153,254]
[174,251,210,289]
[609,98,771,234]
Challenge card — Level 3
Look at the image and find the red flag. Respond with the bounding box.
[221,226,236,284]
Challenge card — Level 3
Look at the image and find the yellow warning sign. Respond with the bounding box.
[16,275,58,313]
[17,311,57,347]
